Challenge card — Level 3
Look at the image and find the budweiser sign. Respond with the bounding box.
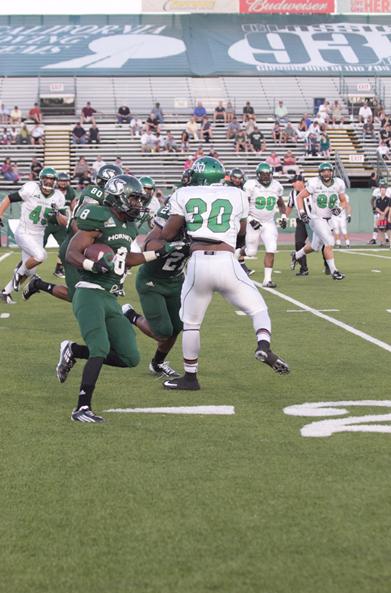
[240,0,335,12]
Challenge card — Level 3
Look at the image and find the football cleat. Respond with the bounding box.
[368,239,376,245]
[0,290,16,305]
[71,406,104,423]
[255,348,290,374]
[332,270,345,280]
[149,360,180,378]
[296,269,309,276]
[164,374,201,390]
[23,275,40,301]
[240,262,255,277]
[56,340,76,383]
[53,266,65,279]
[262,280,277,288]
[290,251,298,270]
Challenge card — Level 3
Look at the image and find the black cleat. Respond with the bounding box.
[290,251,298,270]
[332,270,345,280]
[240,262,255,277]
[255,348,290,374]
[71,406,104,423]
[296,269,309,276]
[149,360,180,378]
[368,239,376,245]
[0,290,16,305]
[164,374,201,390]
[262,280,277,288]
[56,340,76,383]
[23,275,40,301]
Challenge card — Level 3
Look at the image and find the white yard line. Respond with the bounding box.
[0,252,11,263]
[286,309,340,313]
[105,406,235,415]
[0,313,10,319]
[254,280,391,354]
[339,251,391,260]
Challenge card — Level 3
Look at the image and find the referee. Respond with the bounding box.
[286,174,309,276]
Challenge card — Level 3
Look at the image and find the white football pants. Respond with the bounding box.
[245,220,278,256]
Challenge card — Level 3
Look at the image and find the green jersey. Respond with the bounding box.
[76,204,138,294]
[66,184,105,235]
[139,203,188,280]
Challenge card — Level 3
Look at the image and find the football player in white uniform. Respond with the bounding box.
[332,194,352,248]
[243,163,287,288]
[0,167,66,303]
[290,162,348,280]
[158,156,289,391]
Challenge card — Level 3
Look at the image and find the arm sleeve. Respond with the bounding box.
[9,191,23,203]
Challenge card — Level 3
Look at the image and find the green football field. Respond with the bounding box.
[1,246,391,593]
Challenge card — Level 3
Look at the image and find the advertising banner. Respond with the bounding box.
[336,0,391,12]
[239,0,335,13]
[142,0,238,11]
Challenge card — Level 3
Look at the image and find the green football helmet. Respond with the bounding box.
[139,176,156,205]
[104,175,147,221]
[256,162,272,186]
[57,172,70,189]
[189,157,225,186]
[96,164,123,189]
[319,161,334,185]
[39,166,58,195]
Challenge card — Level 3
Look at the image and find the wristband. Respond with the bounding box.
[82,258,94,271]
[143,250,158,262]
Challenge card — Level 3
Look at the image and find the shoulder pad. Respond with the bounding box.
[79,184,105,203]
[77,205,113,231]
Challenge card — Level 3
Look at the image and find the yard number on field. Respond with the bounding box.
[284,400,391,438]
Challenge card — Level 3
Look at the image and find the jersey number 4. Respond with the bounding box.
[185,198,233,233]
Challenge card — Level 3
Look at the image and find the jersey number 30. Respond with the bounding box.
[185,198,233,233]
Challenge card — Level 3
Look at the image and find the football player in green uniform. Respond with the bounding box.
[122,201,189,379]
[56,174,186,423]
[23,164,122,303]
[43,172,77,278]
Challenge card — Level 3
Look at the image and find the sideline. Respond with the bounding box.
[0,252,11,263]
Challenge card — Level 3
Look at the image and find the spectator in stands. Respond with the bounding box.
[31,123,45,145]
[80,101,97,125]
[317,100,331,124]
[28,102,42,124]
[306,121,321,156]
[297,118,308,142]
[151,102,164,124]
[200,115,213,143]
[0,128,12,145]
[72,122,87,144]
[266,151,283,175]
[91,155,106,178]
[0,103,9,124]
[180,129,190,152]
[248,126,266,153]
[9,127,17,144]
[114,156,123,168]
[16,124,31,145]
[73,156,91,186]
[116,105,131,124]
[193,101,207,123]
[30,157,43,181]
[363,117,375,139]
[141,128,157,152]
[235,129,250,153]
[274,100,288,124]
[226,100,235,123]
[185,116,200,141]
[154,131,166,152]
[164,130,179,152]
[282,150,299,175]
[272,121,282,144]
[193,146,205,160]
[145,112,160,134]
[319,131,331,158]
[2,159,20,183]
[88,122,101,144]
[1,157,11,175]
[10,106,22,125]
[282,121,298,144]
[213,101,226,125]
[244,117,257,136]
[226,117,241,140]
[208,148,220,160]
[377,139,390,160]
[359,100,373,124]
[130,115,143,137]
[303,113,312,129]
[242,101,255,122]
[331,100,344,127]
[183,156,195,170]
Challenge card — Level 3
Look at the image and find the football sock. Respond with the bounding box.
[3,279,14,294]
[17,262,28,276]
[263,267,272,283]
[184,363,198,374]
[77,357,104,410]
[326,258,336,273]
[296,247,306,259]
[257,328,271,352]
[71,343,89,359]
[35,278,55,294]
[152,349,167,366]
[252,310,271,336]
[346,240,350,247]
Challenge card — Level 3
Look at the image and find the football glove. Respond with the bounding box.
[347,215,351,223]
[249,219,261,230]
[331,206,342,216]
[91,253,114,274]
[279,217,287,229]
[299,211,310,224]
[155,241,189,258]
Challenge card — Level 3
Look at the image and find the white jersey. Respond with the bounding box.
[244,178,283,223]
[306,176,345,219]
[17,181,66,235]
[372,187,391,199]
[169,184,248,249]
[148,196,161,218]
